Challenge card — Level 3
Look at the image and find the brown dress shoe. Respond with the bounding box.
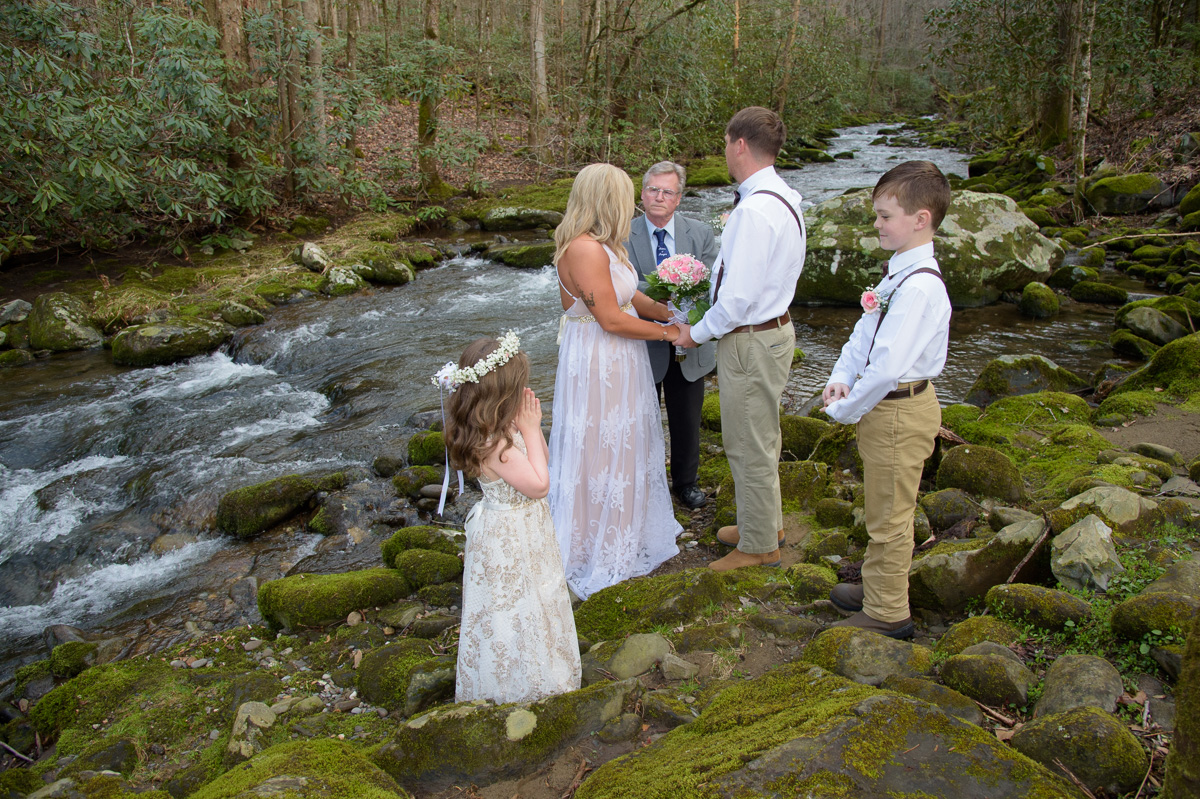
[716,526,786,547]
[708,548,781,571]
[830,583,864,612]
[829,611,914,639]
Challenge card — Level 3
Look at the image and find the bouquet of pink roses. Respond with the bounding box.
[643,253,711,325]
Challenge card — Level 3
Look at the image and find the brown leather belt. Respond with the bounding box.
[728,312,791,335]
[883,380,929,400]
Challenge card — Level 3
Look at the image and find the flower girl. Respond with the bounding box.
[437,332,581,704]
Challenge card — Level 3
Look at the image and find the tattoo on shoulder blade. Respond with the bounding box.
[581,292,597,308]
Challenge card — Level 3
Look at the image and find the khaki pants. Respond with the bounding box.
[857,385,941,622]
[717,324,795,554]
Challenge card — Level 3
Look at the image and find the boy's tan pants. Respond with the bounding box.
[717,324,795,554]
[856,385,942,623]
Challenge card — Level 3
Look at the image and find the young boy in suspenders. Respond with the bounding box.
[821,161,953,639]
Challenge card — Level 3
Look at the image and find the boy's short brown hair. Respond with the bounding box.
[873,160,952,230]
[726,107,786,160]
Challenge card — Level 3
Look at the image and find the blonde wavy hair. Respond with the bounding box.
[553,163,635,267]
[444,337,530,478]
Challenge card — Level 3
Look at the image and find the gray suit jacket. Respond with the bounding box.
[626,213,720,383]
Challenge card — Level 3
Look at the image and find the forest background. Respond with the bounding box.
[2,0,1198,261]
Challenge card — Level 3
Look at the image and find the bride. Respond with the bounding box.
[548,163,685,600]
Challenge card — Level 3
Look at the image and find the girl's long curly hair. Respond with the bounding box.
[444,337,530,478]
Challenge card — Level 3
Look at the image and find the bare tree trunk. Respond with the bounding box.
[203,0,249,168]
[1072,0,1096,222]
[418,0,449,195]
[302,0,326,157]
[381,0,390,65]
[529,0,549,161]
[771,0,803,114]
[869,0,887,95]
[1037,0,1079,146]
[344,0,359,176]
[732,0,740,72]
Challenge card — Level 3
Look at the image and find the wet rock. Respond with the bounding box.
[1051,514,1124,591]
[377,600,423,630]
[257,568,412,630]
[880,675,983,725]
[1046,264,1097,289]
[1084,172,1171,215]
[801,627,933,686]
[355,638,439,710]
[1013,707,1147,796]
[597,712,642,743]
[111,317,231,367]
[801,189,1063,307]
[1018,281,1059,318]
[963,354,1087,407]
[934,616,1020,656]
[909,518,1048,611]
[1107,332,1200,407]
[984,583,1093,631]
[216,474,317,539]
[919,488,979,531]
[403,656,456,718]
[487,242,556,269]
[345,242,419,284]
[226,701,276,762]
[150,533,197,555]
[28,293,102,351]
[0,348,34,367]
[1110,590,1200,643]
[479,207,563,232]
[319,265,367,297]
[1120,305,1189,346]
[372,678,640,789]
[217,301,265,327]
[941,652,1035,707]
[1111,328,1160,360]
[291,242,330,272]
[409,612,458,639]
[0,299,31,325]
[936,444,1024,502]
[574,664,1081,798]
[26,779,82,799]
[1034,654,1123,717]
[76,739,138,775]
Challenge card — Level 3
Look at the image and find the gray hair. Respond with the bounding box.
[643,161,686,191]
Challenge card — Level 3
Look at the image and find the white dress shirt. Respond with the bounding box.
[645,216,676,257]
[824,241,951,424]
[691,166,806,344]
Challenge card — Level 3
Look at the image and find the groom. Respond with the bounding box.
[627,161,720,509]
[676,107,806,570]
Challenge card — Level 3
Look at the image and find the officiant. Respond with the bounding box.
[625,161,720,510]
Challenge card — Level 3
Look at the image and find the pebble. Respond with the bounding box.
[376,708,388,718]
[685,541,698,549]
[169,659,186,669]
[383,627,395,635]
[243,640,262,652]
[189,659,209,669]
[346,612,363,627]
[209,730,220,740]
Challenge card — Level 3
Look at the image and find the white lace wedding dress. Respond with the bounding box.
[548,244,683,600]
[455,430,581,704]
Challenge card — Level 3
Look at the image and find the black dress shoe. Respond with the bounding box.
[675,485,708,509]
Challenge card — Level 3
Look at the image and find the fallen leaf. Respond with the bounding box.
[353,649,363,668]
[995,729,1015,742]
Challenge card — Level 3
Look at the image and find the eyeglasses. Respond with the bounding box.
[644,186,679,199]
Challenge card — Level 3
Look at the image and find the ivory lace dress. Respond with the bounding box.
[548,244,683,600]
[455,430,582,704]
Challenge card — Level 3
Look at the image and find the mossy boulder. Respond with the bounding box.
[1161,612,1200,798]
[778,460,832,510]
[381,526,462,565]
[919,488,978,532]
[984,583,1093,631]
[700,391,721,431]
[909,518,1050,611]
[487,242,556,269]
[934,616,1020,656]
[289,215,330,236]
[941,652,1036,707]
[1180,182,1200,217]
[801,627,933,686]
[813,497,855,528]
[936,444,1024,502]
[1110,328,1161,360]
[779,414,829,460]
[0,769,41,799]
[800,189,1063,307]
[391,465,442,499]
[1144,560,1200,596]
[218,301,265,326]
[879,675,984,725]
[28,292,103,351]
[1034,654,1123,717]
[344,242,419,284]
[111,317,231,367]
[1070,280,1128,305]
[811,421,862,475]
[1054,484,1166,537]
[1012,707,1147,796]
[685,156,732,187]
[355,637,440,710]
[1110,590,1200,642]
[49,641,98,679]
[372,678,640,788]
[257,568,412,630]
[1119,306,1189,347]
[191,739,412,799]
[1111,331,1200,401]
[800,528,850,563]
[320,265,368,297]
[216,474,317,539]
[0,348,33,367]
[1084,172,1170,215]
[407,431,445,466]
[574,663,1083,798]
[783,563,840,602]
[1018,281,1059,318]
[391,549,462,589]
[479,207,564,231]
[964,354,1087,407]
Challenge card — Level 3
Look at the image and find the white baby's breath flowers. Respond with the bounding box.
[431,330,521,392]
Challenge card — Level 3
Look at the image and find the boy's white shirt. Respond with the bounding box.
[824,241,951,424]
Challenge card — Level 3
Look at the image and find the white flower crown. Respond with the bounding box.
[431,330,521,392]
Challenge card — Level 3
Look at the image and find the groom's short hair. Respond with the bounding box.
[726,107,786,160]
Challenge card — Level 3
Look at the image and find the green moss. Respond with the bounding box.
[381,526,461,566]
[1110,591,1198,642]
[391,465,442,499]
[257,568,413,630]
[14,659,52,697]
[407,431,445,466]
[574,568,733,641]
[416,582,462,607]
[0,768,41,798]
[50,641,98,679]
[685,156,733,187]
[215,474,317,539]
[490,242,556,269]
[934,616,1020,655]
[985,583,1093,632]
[1095,389,1160,423]
[191,739,410,799]
[391,549,463,589]
[355,638,437,709]
[779,415,829,461]
[1018,282,1059,318]
[1114,332,1200,401]
[1070,280,1128,305]
[1013,707,1146,794]
[700,392,721,431]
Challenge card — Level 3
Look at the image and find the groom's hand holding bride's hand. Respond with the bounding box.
[674,323,697,348]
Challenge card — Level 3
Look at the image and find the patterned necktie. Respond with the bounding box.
[653,229,669,265]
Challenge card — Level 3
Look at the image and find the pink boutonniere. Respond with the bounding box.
[861,287,882,314]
